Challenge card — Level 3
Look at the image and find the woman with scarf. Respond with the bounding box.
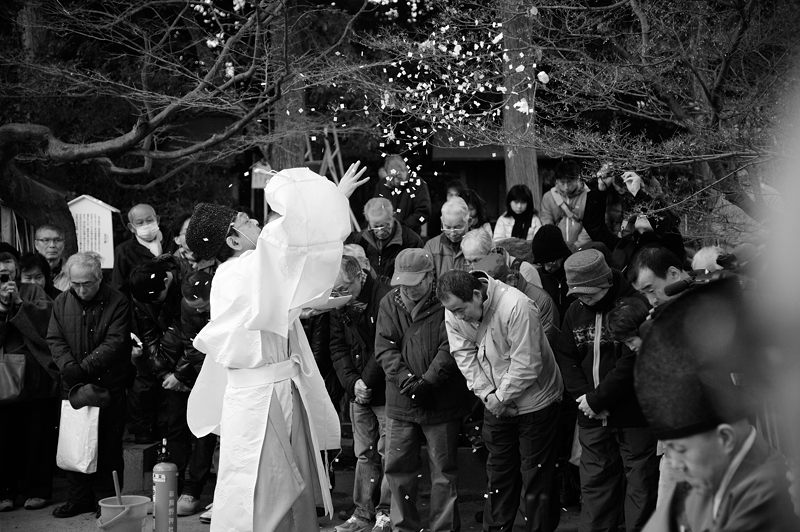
[493,184,542,243]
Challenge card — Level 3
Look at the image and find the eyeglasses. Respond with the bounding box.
[36,238,64,245]
[369,223,392,233]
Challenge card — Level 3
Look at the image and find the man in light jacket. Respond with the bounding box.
[438,269,564,532]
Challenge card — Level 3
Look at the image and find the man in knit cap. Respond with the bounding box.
[636,279,795,531]
[554,249,659,532]
[183,163,368,531]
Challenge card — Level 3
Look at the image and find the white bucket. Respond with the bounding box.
[97,495,150,532]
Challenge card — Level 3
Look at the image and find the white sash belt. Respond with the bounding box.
[226,354,309,388]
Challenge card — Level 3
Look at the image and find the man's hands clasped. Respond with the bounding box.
[485,392,518,418]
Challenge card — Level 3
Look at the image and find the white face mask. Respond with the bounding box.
[136,222,160,242]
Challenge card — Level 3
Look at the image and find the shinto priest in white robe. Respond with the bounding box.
[186,168,347,531]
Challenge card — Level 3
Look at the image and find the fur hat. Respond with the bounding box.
[185,203,237,261]
[531,225,571,264]
[635,279,756,440]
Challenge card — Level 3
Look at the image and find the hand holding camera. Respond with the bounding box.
[0,272,21,307]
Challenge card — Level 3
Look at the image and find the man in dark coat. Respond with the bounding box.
[345,197,423,291]
[554,249,659,532]
[48,252,133,518]
[112,203,165,297]
[128,257,199,501]
[331,255,391,532]
[374,155,431,235]
[637,279,796,532]
[375,249,470,532]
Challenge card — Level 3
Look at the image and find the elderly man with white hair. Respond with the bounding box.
[423,197,471,278]
[48,252,132,518]
[346,197,424,291]
[461,229,543,289]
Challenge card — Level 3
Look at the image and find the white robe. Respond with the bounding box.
[187,168,349,532]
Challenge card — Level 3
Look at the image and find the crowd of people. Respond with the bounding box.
[0,156,796,532]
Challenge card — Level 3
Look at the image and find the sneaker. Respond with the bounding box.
[23,497,48,510]
[372,512,392,532]
[0,499,13,512]
[199,503,213,524]
[177,494,202,516]
[52,501,95,518]
[334,515,372,532]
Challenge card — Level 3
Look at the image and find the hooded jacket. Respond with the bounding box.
[375,287,470,425]
[540,184,592,249]
[554,270,649,428]
[445,272,563,415]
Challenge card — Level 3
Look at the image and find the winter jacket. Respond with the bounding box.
[492,214,543,242]
[345,222,424,290]
[554,270,649,428]
[179,298,210,388]
[445,272,563,415]
[132,280,196,386]
[424,234,468,279]
[540,185,592,249]
[644,432,795,532]
[111,236,162,297]
[375,179,432,235]
[330,275,390,405]
[0,284,59,400]
[375,288,470,425]
[48,283,133,397]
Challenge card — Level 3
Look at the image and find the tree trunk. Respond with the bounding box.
[268,4,306,171]
[501,0,541,206]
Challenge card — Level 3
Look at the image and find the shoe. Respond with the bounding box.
[199,503,213,524]
[0,499,13,512]
[334,515,372,532]
[52,501,95,518]
[371,512,392,532]
[177,494,202,516]
[23,497,48,510]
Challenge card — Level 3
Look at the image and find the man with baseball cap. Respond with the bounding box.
[375,248,470,532]
[636,279,795,531]
[554,248,659,531]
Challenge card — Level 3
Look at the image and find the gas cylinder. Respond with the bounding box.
[153,438,178,532]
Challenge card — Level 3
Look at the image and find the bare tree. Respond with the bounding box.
[356,0,799,232]
[1,0,370,181]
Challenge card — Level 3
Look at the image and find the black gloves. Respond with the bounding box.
[62,362,89,388]
[400,377,434,408]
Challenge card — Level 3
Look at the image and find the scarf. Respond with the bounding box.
[510,212,532,239]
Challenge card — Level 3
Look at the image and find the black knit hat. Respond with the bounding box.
[185,203,237,261]
[531,225,571,264]
[635,279,755,440]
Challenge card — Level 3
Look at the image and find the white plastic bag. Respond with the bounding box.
[56,399,99,473]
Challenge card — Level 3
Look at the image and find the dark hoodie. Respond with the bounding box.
[554,270,650,428]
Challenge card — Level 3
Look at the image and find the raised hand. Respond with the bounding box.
[337,161,369,199]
